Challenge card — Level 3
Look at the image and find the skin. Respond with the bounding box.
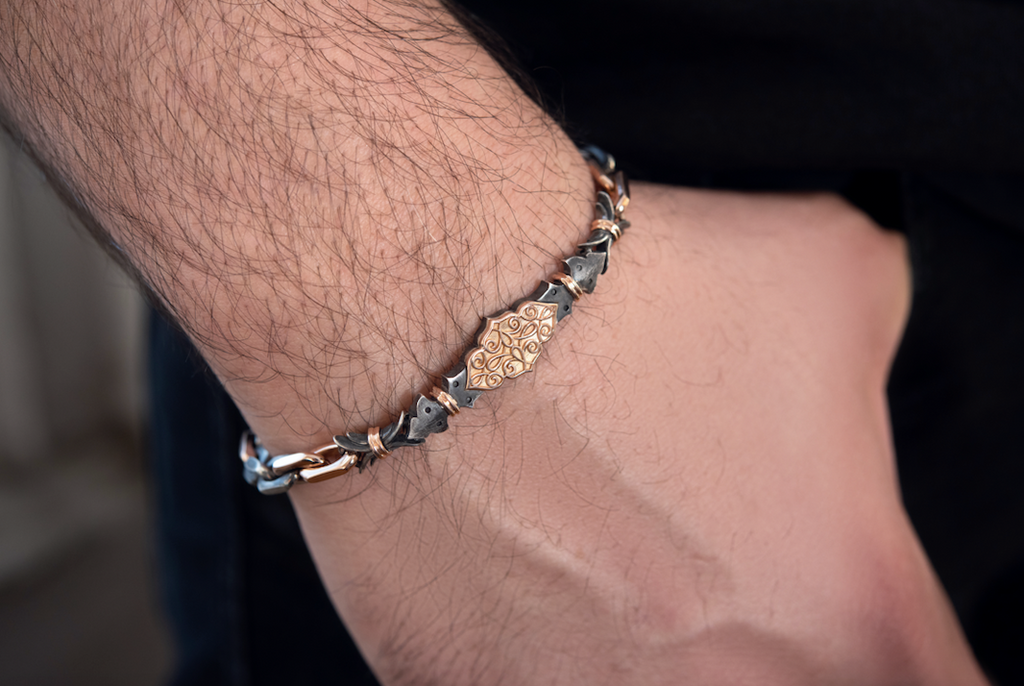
[294,184,984,685]
[0,0,989,683]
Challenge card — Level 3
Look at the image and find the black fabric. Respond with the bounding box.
[149,315,379,686]
[458,0,1024,174]
[147,2,1024,684]
[891,176,1024,686]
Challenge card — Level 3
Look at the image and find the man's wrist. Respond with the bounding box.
[242,146,631,493]
[1,0,594,456]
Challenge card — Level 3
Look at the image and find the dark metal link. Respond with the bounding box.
[334,413,406,453]
[406,394,452,441]
[526,281,576,322]
[596,191,616,222]
[579,228,615,255]
[563,252,606,294]
[441,364,483,409]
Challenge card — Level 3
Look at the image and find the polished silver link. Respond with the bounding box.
[242,146,630,494]
[242,456,270,486]
[257,472,299,496]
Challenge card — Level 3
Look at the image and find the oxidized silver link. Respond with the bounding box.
[563,252,606,293]
[406,394,452,441]
[441,365,483,408]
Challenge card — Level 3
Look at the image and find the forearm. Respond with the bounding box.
[0,0,591,452]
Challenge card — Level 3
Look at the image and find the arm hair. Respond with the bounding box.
[0,0,592,448]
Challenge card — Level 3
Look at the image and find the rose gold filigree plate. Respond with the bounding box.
[465,301,558,391]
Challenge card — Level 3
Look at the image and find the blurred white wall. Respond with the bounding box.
[0,133,145,465]
[0,129,148,589]
[0,134,168,685]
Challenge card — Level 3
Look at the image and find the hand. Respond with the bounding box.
[292,183,987,685]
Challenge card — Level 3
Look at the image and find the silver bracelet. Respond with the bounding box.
[241,146,631,495]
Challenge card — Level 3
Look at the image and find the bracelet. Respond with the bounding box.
[240,146,631,495]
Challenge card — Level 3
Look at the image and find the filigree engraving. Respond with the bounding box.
[465,301,558,391]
